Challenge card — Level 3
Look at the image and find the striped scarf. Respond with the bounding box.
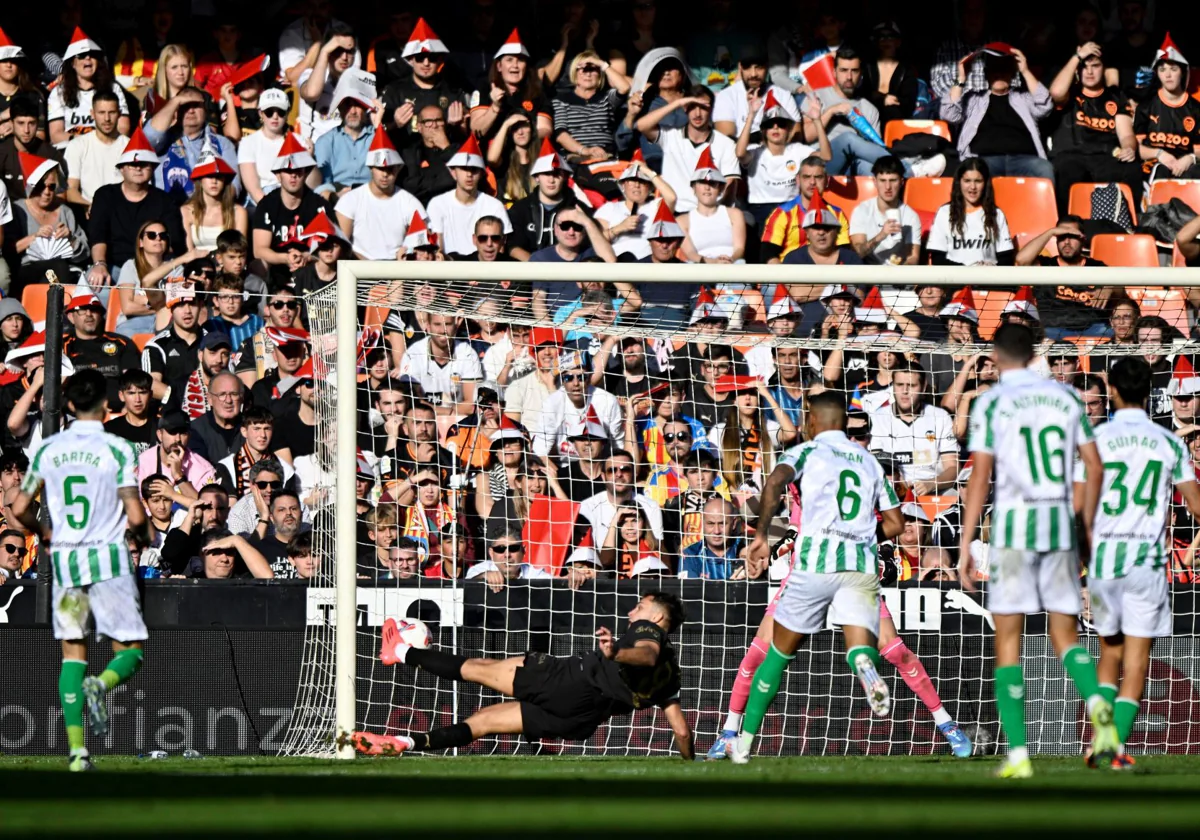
[183,369,209,419]
[402,501,454,550]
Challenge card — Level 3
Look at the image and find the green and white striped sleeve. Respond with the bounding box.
[109,437,138,489]
[967,392,996,455]
[20,441,48,494]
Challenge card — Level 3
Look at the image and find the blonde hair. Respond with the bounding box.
[154,44,195,101]
[569,50,606,88]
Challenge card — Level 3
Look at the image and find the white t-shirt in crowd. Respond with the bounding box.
[593,197,662,260]
[655,127,740,213]
[926,204,1014,265]
[237,130,288,197]
[47,83,130,140]
[849,200,922,265]
[64,131,129,203]
[296,69,342,142]
[336,184,426,260]
[744,142,814,205]
[868,402,957,484]
[278,17,361,78]
[713,81,802,136]
[396,337,484,397]
[426,190,512,256]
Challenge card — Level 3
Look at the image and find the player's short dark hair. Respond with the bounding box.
[92,89,120,108]
[0,448,29,474]
[872,155,905,178]
[1108,357,1152,405]
[807,390,847,424]
[119,368,153,391]
[241,405,274,427]
[65,369,109,414]
[993,322,1035,364]
[140,473,170,499]
[643,589,686,633]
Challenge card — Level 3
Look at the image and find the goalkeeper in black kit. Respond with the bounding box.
[351,591,695,759]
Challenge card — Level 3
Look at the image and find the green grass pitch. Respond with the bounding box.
[3,754,1200,837]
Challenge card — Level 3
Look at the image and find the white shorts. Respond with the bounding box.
[53,575,148,642]
[1089,566,1172,639]
[987,548,1081,616]
[773,570,880,636]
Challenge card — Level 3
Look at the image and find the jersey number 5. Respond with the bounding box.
[63,475,91,529]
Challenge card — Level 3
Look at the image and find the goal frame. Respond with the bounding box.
[330,260,1195,759]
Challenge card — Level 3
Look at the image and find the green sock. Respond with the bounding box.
[1114,698,1139,744]
[59,659,87,755]
[741,644,794,737]
[1099,683,1118,705]
[1061,645,1101,702]
[99,647,143,690]
[994,664,1027,750]
[846,645,881,675]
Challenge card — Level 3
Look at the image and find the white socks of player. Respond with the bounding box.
[931,707,953,726]
[394,642,411,664]
[722,712,743,733]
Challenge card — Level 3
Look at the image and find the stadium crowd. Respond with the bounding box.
[0,0,1199,588]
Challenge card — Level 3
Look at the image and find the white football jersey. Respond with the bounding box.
[1089,408,1192,578]
[23,420,137,587]
[968,368,1094,552]
[868,402,957,483]
[777,430,899,574]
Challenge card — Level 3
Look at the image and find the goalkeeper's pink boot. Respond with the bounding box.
[352,732,414,756]
[379,618,407,665]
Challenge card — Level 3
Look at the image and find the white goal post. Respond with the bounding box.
[308,261,1200,760]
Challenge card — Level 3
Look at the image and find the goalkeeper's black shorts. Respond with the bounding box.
[512,652,614,741]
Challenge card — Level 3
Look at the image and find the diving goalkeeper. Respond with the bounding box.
[353,590,694,759]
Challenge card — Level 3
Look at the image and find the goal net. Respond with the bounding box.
[279,263,1200,760]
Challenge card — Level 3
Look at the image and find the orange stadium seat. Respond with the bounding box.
[20,284,81,325]
[1090,233,1159,267]
[131,333,155,351]
[884,119,951,148]
[1067,182,1137,225]
[992,177,1057,244]
[1125,287,1189,333]
[825,176,877,221]
[1148,179,1200,213]
[975,289,1013,341]
[903,177,952,215]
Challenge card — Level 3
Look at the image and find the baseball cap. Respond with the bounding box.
[259,88,289,111]
[158,410,191,432]
[199,332,233,352]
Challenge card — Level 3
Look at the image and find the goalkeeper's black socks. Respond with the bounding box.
[407,648,466,680]
[412,723,474,750]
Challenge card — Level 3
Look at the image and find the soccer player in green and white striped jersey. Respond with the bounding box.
[727,392,905,765]
[1086,357,1200,768]
[959,323,1118,779]
[12,370,153,772]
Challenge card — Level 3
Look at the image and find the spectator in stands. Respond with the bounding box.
[636,85,740,214]
[358,503,398,577]
[138,409,215,487]
[930,0,999,98]
[0,528,29,583]
[294,24,360,142]
[380,19,467,141]
[782,192,863,266]
[270,360,318,465]
[63,90,127,211]
[597,504,664,578]
[1016,217,1114,336]
[0,299,31,361]
[761,155,849,265]
[941,43,1054,181]
[47,29,130,145]
[141,44,212,124]
[189,527,274,579]
[657,447,721,561]
[182,154,249,253]
[248,489,304,575]
[642,410,700,500]
[9,154,89,296]
[528,207,619,270]
[88,136,186,288]
[207,274,263,350]
[679,496,758,580]
[400,104,457,206]
[707,377,796,500]
[378,536,422,581]
[714,45,799,140]
[252,137,335,284]
[552,51,629,161]
[737,91,827,228]
[1106,298,1141,345]
[506,144,583,259]
[4,342,45,453]
[105,369,156,454]
[1077,374,1109,428]
[534,353,625,463]
[215,406,282,498]
[467,515,551,590]
[193,14,252,100]
[236,89,292,206]
[227,456,291,533]
[868,361,958,495]
[849,156,921,265]
[502,328,561,429]
[578,449,663,549]
[809,48,926,178]
[282,531,319,579]
[157,484,231,575]
[62,293,138,409]
[144,86,240,202]
[313,94,374,200]
[469,29,552,144]
[862,22,920,129]
[0,96,62,196]
[111,220,183,337]
[426,137,511,257]
[898,286,949,342]
[381,400,455,496]
[395,313,482,416]
[595,160,677,261]
[1180,215,1200,265]
[1048,42,1142,213]
[943,354,999,441]
[1135,36,1200,183]
[472,424,526,520]
[187,369,244,464]
[142,286,209,401]
[334,129,424,260]
[679,152,744,263]
[761,344,805,427]
[682,343,736,430]
[926,158,1015,266]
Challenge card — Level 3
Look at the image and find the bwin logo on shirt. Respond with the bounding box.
[951,236,993,249]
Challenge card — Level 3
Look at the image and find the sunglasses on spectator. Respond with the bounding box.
[271,300,300,310]
[663,432,691,442]
[411,55,440,64]
[262,109,287,118]
[607,464,634,475]
[143,230,169,241]
[475,233,504,243]
[578,64,602,73]
[191,269,216,279]
[491,543,525,554]
[254,480,283,490]
[560,372,586,382]
[1056,233,1084,242]
[557,222,585,233]
[37,180,59,193]
[3,544,26,557]
[297,378,315,389]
